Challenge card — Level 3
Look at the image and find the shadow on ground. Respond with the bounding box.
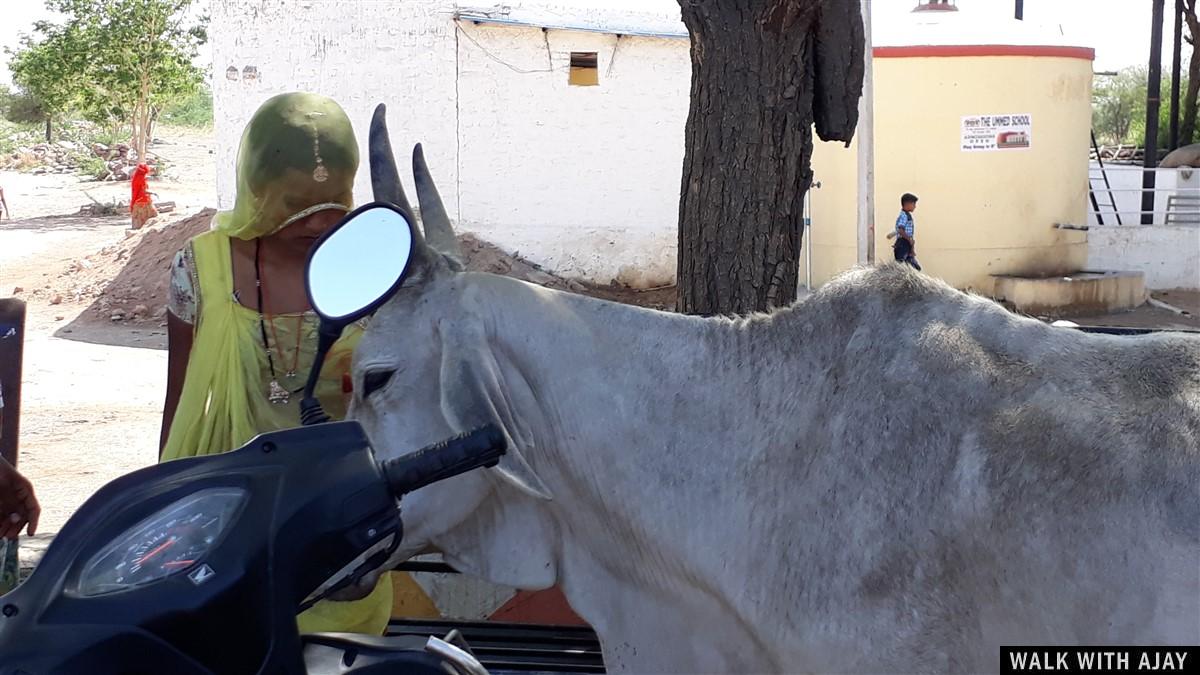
[0,213,126,234]
[53,317,166,350]
[1069,290,1200,332]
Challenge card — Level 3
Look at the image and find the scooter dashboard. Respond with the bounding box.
[75,487,247,597]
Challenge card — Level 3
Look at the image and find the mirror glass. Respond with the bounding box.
[307,204,414,322]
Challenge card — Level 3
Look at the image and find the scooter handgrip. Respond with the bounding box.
[381,424,508,497]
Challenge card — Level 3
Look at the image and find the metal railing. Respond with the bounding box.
[1087,163,1199,227]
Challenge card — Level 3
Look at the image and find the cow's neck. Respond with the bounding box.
[481,277,813,647]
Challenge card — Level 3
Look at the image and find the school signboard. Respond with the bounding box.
[961,114,1033,152]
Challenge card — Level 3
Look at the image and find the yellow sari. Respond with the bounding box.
[161,229,395,634]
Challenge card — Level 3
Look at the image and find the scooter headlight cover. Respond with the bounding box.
[75,487,248,597]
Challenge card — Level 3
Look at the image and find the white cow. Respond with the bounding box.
[345,106,1200,673]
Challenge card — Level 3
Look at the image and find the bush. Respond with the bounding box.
[74,153,109,180]
[159,86,212,128]
[0,85,50,131]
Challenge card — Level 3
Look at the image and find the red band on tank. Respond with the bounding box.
[873,45,1095,61]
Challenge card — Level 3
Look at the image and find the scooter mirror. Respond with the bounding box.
[305,202,415,326]
[299,202,416,425]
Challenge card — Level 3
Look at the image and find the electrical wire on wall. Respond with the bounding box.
[454,20,554,74]
[607,34,622,77]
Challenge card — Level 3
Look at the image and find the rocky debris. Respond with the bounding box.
[459,233,574,293]
[524,269,556,286]
[78,200,129,217]
[2,132,156,180]
[4,142,78,174]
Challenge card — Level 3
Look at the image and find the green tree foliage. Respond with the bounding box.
[6,22,86,140]
[1093,65,1189,149]
[7,0,207,157]
[0,85,50,129]
[1093,68,1145,146]
[160,82,213,128]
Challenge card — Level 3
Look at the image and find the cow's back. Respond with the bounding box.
[747,266,1200,670]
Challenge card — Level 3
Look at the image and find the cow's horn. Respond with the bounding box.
[368,104,415,216]
[412,143,461,259]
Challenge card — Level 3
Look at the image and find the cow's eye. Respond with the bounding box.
[362,369,395,398]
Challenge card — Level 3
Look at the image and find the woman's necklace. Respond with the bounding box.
[254,239,305,405]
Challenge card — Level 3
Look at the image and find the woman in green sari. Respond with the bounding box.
[159,92,438,634]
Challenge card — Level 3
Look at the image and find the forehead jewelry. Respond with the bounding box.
[307,111,329,183]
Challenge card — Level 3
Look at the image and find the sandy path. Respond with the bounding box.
[0,128,216,537]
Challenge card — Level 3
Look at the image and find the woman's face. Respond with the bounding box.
[273,208,345,248]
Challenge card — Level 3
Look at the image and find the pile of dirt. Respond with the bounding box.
[25,211,674,326]
[39,209,215,324]
[459,233,677,310]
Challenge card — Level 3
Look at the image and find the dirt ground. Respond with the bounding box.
[1064,289,1200,332]
[1,125,1197,565]
[1,128,217,542]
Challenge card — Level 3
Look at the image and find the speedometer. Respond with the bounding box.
[76,488,247,597]
[117,510,228,584]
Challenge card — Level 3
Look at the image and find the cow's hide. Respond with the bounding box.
[342,104,1200,674]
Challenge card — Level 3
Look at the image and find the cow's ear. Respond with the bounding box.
[437,318,553,501]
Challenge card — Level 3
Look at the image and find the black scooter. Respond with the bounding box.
[0,202,501,674]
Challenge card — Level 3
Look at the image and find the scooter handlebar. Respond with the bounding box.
[380,425,508,497]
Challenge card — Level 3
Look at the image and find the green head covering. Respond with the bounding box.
[216,92,359,239]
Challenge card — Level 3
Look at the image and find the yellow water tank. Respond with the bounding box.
[802,9,1095,293]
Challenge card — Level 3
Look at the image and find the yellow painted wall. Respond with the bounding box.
[801,55,1093,293]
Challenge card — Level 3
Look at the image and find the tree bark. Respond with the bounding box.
[133,75,152,163]
[675,0,863,316]
[1182,0,1200,145]
[1184,58,1200,146]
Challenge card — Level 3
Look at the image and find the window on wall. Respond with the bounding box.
[569,52,599,86]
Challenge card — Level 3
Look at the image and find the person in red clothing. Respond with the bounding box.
[130,163,158,229]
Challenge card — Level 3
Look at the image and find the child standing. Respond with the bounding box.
[886,192,921,271]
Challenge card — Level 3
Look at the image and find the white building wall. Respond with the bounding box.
[211,0,691,286]
[457,24,689,286]
[1087,226,1200,290]
[211,0,461,221]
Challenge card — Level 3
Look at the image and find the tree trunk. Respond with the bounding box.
[43,117,51,143]
[675,0,863,316]
[1183,1,1200,145]
[131,75,152,163]
[147,106,160,151]
[1184,58,1200,145]
[131,102,142,164]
